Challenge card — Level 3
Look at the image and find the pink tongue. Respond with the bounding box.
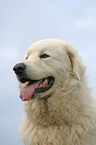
[20,80,41,101]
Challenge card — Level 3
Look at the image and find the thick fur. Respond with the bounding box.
[18,39,96,145]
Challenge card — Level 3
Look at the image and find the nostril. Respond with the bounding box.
[13,63,26,74]
[13,66,16,71]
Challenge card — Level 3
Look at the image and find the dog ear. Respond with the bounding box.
[65,46,80,80]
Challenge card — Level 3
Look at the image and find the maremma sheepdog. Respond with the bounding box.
[13,39,96,145]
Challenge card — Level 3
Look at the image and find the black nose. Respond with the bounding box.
[13,63,26,74]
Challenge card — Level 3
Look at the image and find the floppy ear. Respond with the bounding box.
[65,46,80,80]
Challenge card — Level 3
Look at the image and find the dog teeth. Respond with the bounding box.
[43,79,48,86]
[38,82,43,88]
[38,79,48,88]
[39,84,43,88]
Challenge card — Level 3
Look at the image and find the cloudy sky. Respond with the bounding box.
[0,0,96,145]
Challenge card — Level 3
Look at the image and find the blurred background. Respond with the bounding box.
[0,0,96,144]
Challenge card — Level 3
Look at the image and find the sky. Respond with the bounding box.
[0,0,96,145]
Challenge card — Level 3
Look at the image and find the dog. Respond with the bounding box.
[13,39,96,145]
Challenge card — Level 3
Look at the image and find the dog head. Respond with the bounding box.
[13,39,86,101]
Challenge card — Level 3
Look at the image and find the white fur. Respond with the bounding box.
[18,39,96,145]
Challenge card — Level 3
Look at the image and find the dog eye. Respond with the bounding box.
[25,56,28,60]
[40,54,50,59]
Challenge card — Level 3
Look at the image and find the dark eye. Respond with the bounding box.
[25,56,28,60]
[40,54,50,59]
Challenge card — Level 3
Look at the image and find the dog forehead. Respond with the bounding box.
[27,39,67,55]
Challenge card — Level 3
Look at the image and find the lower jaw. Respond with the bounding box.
[31,86,54,100]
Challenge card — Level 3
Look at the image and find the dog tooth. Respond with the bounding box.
[38,79,48,88]
[39,84,43,88]
[43,79,48,86]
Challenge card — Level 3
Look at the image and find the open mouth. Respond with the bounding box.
[20,76,54,101]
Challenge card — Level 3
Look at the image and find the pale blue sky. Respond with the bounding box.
[0,0,96,145]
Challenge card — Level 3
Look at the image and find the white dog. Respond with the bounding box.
[13,39,96,145]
